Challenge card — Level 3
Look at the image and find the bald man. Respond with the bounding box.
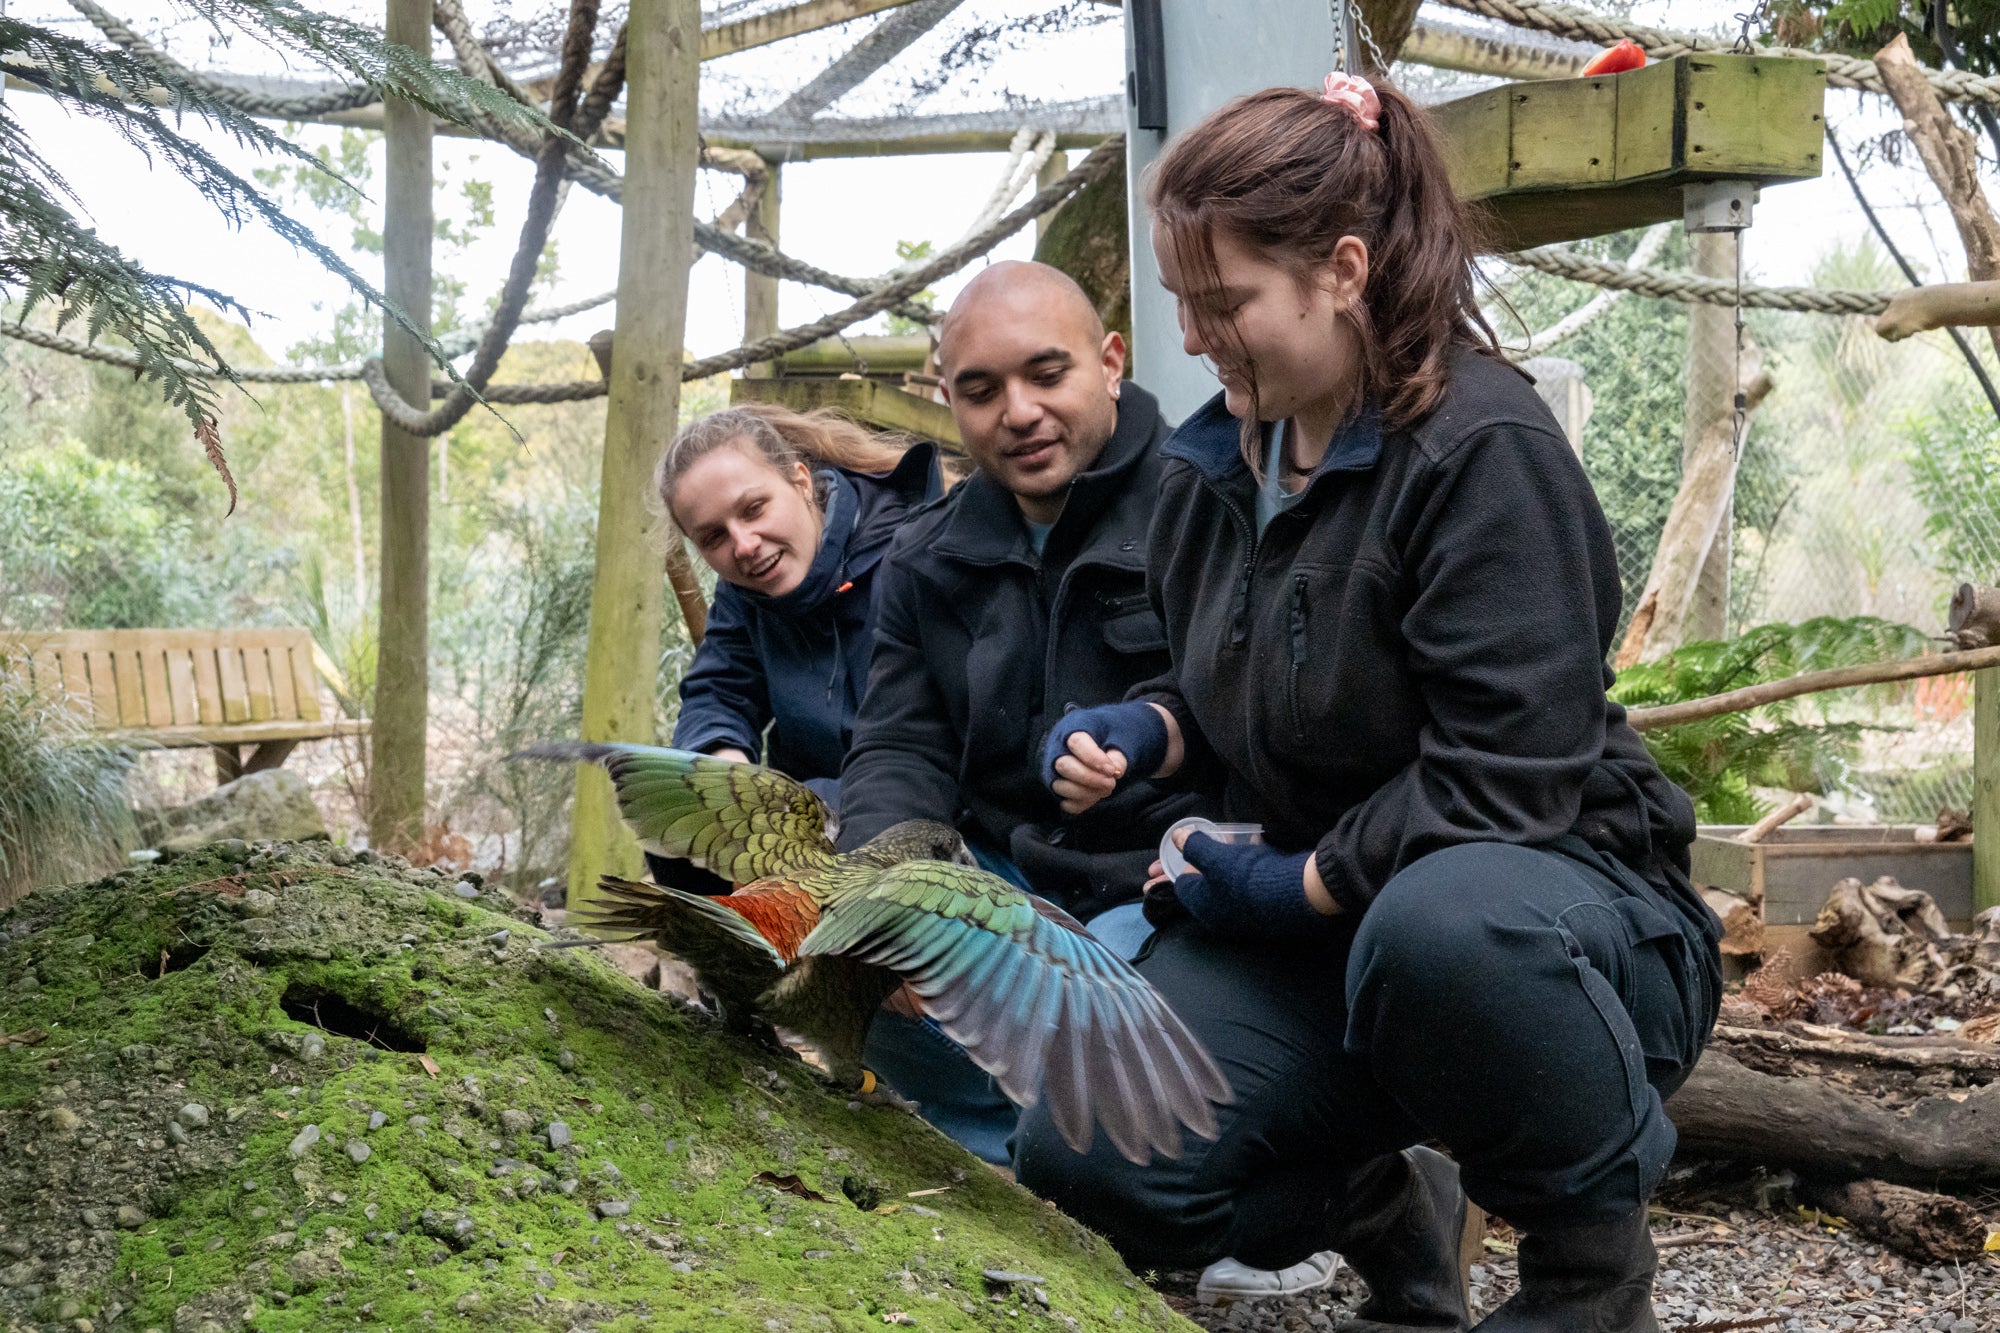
[834,261,1218,1159]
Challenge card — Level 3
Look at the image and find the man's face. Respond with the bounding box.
[940,285,1125,504]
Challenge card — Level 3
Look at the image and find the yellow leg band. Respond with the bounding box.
[859,1070,876,1095]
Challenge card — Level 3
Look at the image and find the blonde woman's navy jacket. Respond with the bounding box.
[672,444,940,783]
[1135,346,1716,940]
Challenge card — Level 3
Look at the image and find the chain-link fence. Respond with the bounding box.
[1505,226,1999,825]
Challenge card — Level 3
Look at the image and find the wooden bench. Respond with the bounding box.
[1,628,369,783]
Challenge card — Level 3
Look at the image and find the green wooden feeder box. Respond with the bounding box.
[1430,53,1827,251]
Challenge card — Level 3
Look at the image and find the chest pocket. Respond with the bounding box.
[1276,560,1419,759]
[1100,605,1168,655]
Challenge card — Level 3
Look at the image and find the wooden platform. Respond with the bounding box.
[1431,53,1826,251]
[730,375,962,453]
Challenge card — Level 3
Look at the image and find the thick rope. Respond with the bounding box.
[67,0,379,116]
[0,290,615,383]
[358,0,606,436]
[364,138,1125,420]
[1502,246,1893,315]
[1505,222,1672,354]
[1436,0,2000,107]
[430,0,938,325]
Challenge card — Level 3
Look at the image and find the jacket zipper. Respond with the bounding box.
[1285,573,1309,742]
[1197,475,1261,647]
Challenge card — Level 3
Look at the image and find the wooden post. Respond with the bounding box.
[1034,148,1067,241]
[743,154,781,378]
[568,0,702,908]
[1977,670,2000,912]
[1681,229,1736,644]
[369,0,434,855]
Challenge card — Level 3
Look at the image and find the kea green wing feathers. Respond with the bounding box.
[801,861,1233,1165]
[516,743,838,884]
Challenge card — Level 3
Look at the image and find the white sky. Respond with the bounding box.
[2,0,1989,374]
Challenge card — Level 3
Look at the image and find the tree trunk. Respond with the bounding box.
[1876,32,2000,361]
[1615,360,1772,668]
[369,0,435,855]
[568,0,702,909]
[340,385,368,606]
[1358,0,1424,70]
[1795,1178,1990,1263]
[1667,1047,2000,1186]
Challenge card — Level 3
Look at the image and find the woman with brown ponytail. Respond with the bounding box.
[1028,77,1720,1331]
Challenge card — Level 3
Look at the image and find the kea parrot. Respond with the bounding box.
[520,742,1231,1164]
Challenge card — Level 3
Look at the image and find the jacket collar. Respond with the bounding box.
[749,469,858,617]
[843,441,942,580]
[1163,391,1384,490]
[933,383,1165,566]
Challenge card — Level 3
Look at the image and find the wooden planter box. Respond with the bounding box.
[1691,825,1975,928]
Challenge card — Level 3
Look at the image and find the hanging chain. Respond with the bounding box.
[1353,5,1386,73]
[1732,0,1770,54]
[1731,228,1748,458]
[1329,0,1386,72]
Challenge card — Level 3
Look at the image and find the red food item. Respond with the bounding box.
[1582,38,1646,77]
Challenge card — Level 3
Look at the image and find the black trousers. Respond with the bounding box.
[1013,839,1720,1273]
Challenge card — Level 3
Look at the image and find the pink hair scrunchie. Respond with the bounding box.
[1320,72,1381,132]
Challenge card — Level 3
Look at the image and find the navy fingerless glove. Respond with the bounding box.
[1040,702,1168,793]
[1172,833,1326,943]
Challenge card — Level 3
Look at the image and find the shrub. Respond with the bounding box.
[0,673,135,906]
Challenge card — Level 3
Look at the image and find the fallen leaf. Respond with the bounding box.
[871,1203,903,1215]
[570,1096,593,1107]
[1671,1317,1785,1332]
[417,1054,440,1078]
[1986,1230,2000,1252]
[272,1110,291,1120]
[906,1187,951,1198]
[0,1030,48,1049]
[196,415,237,517]
[882,1315,915,1327]
[753,1172,831,1203]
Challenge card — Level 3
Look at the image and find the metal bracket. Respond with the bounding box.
[1129,0,1168,132]
[1684,180,1759,233]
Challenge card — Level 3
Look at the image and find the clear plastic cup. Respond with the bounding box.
[1158,817,1265,880]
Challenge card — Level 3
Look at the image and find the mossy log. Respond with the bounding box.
[0,844,1188,1331]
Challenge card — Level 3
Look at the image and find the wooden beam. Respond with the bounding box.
[369,0,435,856]
[568,0,702,908]
[1624,644,2000,732]
[743,156,781,378]
[701,0,925,60]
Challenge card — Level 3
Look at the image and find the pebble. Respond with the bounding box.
[287,1124,321,1157]
[546,1121,572,1150]
[453,883,479,900]
[500,1108,533,1136]
[166,1121,188,1147]
[345,1140,371,1164]
[368,1111,387,1131]
[240,889,278,917]
[299,1032,327,1061]
[176,1103,210,1128]
[43,1106,81,1132]
[557,1048,576,1072]
[114,1205,146,1230]
[487,930,510,947]
[596,1201,630,1219]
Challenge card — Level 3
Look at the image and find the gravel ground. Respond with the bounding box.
[1155,1204,2000,1332]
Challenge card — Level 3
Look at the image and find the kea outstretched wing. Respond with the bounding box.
[578,876,786,1012]
[516,742,837,883]
[799,863,1232,1165]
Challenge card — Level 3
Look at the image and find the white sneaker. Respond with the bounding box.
[1195,1249,1342,1305]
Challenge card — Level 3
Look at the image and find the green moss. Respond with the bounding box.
[0,844,1188,1331]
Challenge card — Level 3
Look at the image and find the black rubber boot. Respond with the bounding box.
[1327,1146,1471,1332]
[1470,1206,1660,1332]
